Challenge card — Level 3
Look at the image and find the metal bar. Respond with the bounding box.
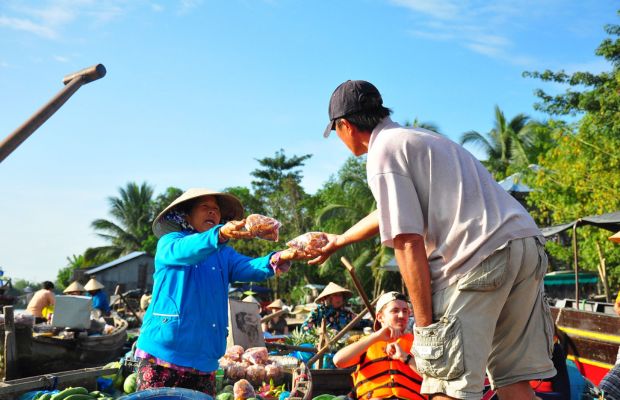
[573,222,580,307]
[341,257,376,321]
[0,64,106,163]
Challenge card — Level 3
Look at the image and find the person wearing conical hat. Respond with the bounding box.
[262,299,288,335]
[84,278,110,315]
[63,281,85,296]
[135,188,313,395]
[302,282,356,332]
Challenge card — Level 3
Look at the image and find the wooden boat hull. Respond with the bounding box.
[14,318,128,378]
[551,306,620,385]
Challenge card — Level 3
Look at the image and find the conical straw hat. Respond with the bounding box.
[152,188,244,238]
[267,299,285,309]
[242,295,260,305]
[609,231,620,244]
[84,278,104,291]
[314,282,352,303]
[63,281,85,294]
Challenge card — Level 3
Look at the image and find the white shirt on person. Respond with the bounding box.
[366,117,541,293]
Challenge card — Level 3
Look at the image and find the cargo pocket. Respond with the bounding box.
[540,292,555,358]
[457,245,509,291]
[413,315,464,379]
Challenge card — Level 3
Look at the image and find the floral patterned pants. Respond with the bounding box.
[136,358,216,396]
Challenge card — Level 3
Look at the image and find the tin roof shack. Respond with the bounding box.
[80,251,154,293]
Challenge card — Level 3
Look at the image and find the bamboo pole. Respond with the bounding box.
[341,257,376,321]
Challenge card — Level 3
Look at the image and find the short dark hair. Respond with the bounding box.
[336,106,392,133]
[42,281,54,290]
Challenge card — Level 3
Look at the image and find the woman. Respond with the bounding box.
[63,281,86,296]
[333,292,425,400]
[84,278,111,316]
[302,282,356,332]
[262,299,288,335]
[135,188,310,395]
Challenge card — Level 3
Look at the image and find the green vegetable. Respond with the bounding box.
[88,391,103,398]
[311,395,335,400]
[216,393,233,400]
[100,362,120,381]
[64,395,96,400]
[50,387,89,400]
[38,394,52,400]
[123,372,138,393]
[222,385,234,393]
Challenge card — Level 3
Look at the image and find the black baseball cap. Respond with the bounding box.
[323,80,383,138]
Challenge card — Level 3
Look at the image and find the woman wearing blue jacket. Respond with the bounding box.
[135,188,309,395]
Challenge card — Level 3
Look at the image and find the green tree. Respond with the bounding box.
[404,118,441,134]
[523,15,620,288]
[314,156,401,298]
[56,254,94,289]
[85,182,155,263]
[459,105,538,180]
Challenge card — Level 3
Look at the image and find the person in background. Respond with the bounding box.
[84,278,111,316]
[135,188,312,396]
[26,281,55,324]
[314,80,555,399]
[63,281,86,296]
[262,299,288,335]
[140,290,152,312]
[302,282,356,332]
[610,230,620,365]
[333,291,424,400]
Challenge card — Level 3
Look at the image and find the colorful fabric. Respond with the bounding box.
[301,304,355,331]
[135,350,209,375]
[136,358,215,396]
[136,226,276,372]
[164,210,198,234]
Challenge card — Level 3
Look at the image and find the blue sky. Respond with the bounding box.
[0,0,616,283]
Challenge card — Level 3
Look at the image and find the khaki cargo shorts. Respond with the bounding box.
[412,236,557,399]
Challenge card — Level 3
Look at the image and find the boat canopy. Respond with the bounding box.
[542,211,620,238]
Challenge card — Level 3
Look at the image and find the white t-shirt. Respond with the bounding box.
[367,117,541,292]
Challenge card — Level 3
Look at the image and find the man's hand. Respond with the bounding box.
[386,341,406,360]
[375,325,402,342]
[308,233,341,265]
[219,220,254,241]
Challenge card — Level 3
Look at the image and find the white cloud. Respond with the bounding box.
[178,0,203,14]
[151,3,164,12]
[53,55,69,62]
[0,60,9,68]
[388,0,541,66]
[0,15,57,38]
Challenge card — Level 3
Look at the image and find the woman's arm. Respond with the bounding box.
[156,229,224,266]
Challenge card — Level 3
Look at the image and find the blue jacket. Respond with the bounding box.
[136,226,274,372]
[90,290,110,313]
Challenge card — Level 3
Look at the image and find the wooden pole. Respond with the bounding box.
[114,285,142,324]
[3,306,17,381]
[260,309,287,324]
[307,298,378,366]
[340,257,376,321]
[595,242,610,303]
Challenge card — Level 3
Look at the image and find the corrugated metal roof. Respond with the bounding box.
[84,251,151,274]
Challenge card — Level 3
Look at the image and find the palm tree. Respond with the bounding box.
[85,182,155,262]
[460,105,536,180]
[404,118,442,134]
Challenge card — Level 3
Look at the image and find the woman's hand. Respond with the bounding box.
[219,220,254,242]
[278,248,313,262]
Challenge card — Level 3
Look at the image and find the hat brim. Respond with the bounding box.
[609,231,620,243]
[152,188,244,238]
[323,120,335,138]
[373,318,381,331]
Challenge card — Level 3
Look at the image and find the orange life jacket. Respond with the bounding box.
[352,334,426,399]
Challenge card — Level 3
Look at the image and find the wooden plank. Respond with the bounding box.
[0,366,116,397]
[551,307,620,335]
[3,307,16,381]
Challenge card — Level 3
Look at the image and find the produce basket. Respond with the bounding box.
[289,361,312,400]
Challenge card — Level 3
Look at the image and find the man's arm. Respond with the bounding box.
[309,210,380,265]
[394,233,433,327]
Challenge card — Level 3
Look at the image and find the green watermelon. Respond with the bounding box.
[123,372,138,393]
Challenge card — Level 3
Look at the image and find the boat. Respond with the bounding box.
[11,316,128,378]
[551,302,620,386]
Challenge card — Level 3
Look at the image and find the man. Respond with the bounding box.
[302,282,355,332]
[26,281,55,323]
[313,80,555,399]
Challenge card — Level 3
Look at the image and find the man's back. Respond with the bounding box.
[26,289,54,317]
[366,118,541,291]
